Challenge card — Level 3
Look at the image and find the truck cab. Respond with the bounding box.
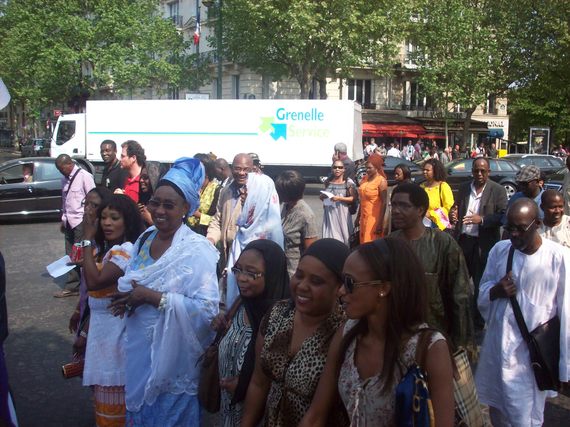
[49,114,85,159]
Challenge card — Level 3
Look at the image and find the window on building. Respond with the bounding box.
[212,78,219,99]
[405,40,419,68]
[232,75,240,99]
[485,94,497,114]
[168,1,181,26]
[347,79,372,107]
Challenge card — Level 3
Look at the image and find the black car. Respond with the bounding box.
[502,154,564,177]
[20,138,50,157]
[544,167,567,192]
[0,157,94,220]
[445,158,520,199]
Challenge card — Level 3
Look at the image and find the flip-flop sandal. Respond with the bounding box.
[53,290,80,298]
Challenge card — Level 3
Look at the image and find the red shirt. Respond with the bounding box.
[124,174,141,203]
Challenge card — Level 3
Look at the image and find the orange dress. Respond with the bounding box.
[358,174,388,243]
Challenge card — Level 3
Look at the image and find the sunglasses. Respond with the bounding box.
[332,166,345,170]
[504,219,536,234]
[343,276,387,293]
[231,266,264,281]
[147,199,177,210]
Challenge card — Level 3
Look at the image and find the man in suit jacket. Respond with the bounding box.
[452,157,507,327]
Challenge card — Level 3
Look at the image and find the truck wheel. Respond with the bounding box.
[502,183,516,200]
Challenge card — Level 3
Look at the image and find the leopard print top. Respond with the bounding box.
[259,300,347,427]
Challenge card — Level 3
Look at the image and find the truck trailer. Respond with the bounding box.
[50,99,363,182]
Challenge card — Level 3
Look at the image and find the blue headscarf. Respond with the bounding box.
[159,157,204,214]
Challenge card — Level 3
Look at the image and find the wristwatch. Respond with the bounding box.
[81,240,92,247]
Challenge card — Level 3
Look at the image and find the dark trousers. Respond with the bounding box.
[458,234,485,328]
[64,222,83,289]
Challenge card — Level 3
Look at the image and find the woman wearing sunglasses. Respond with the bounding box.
[300,238,454,427]
[241,238,350,427]
[109,158,220,426]
[212,239,290,426]
[321,160,357,245]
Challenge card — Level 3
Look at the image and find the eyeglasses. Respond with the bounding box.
[231,266,264,281]
[343,276,387,293]
[147,199,177,210]
[504,219,536,234]
[332,166,345,170]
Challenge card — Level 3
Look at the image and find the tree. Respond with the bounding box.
[220,0,408,98]
[0,0,210,138]
[409,0,514,146]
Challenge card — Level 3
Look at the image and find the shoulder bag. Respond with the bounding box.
[506,246,561,391]
[197,297,242,413]
[395,330,435,427]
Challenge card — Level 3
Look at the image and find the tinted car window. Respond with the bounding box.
[37,162,62,181]
[495,160,516,172]
[0,163,33,184]
[449,159,473,172]
[548,157,564,167]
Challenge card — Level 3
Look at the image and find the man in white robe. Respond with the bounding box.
[539,189,570,247]
[476,198,570,427]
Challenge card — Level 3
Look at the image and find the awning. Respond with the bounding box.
[423,133,447,140]
[488,128,504,138]
[363,123,427,137]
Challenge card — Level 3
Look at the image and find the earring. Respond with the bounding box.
[379,292,385,298]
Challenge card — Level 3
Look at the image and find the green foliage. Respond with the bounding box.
[220,0,408,98]
[0,0,210,110]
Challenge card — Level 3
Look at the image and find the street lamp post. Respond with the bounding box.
[203,0,222,99]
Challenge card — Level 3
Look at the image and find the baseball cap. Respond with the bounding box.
[516,165,541,183]
[334,142,348,153]
[248,153,261,165]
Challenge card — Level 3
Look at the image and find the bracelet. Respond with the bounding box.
[158,293,167,311]
[79,330,87,338]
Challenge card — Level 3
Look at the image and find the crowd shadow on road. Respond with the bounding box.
[5,327,94,427]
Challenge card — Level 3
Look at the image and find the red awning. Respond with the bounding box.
[422,133,447,140]
[363,123,427,137]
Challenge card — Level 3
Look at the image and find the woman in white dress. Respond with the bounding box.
[80,194,145,426]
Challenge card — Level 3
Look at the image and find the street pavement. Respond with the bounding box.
[0,148,569,426]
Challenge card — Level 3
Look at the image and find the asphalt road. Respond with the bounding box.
[0,148,568,426]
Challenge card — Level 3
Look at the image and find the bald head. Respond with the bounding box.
[507,198,539,223]
[506,198,541,253]
[231,153,253,186]
[541,189,564,227]
[214,158,230,181]
[55,154,74,177]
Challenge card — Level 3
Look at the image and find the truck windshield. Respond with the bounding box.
[56,121,76,145]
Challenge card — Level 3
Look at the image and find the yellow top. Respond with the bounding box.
[420,181,454,230]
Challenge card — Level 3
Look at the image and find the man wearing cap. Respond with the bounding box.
[506,165,545,221]
[539,189,570,247]
[248,153,264,174]
[333,142,355,180]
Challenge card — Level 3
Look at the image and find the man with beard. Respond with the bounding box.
[390,183,473,349]
[476,198,570,427]
[539,189,570,247]
[100,140,128,192]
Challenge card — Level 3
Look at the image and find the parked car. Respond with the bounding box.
[0,157,94,221]
[355,156,423,186]
[20,138,50,157]
[502,154,564,177]
[445,158,520,200]
[544,167,567,192]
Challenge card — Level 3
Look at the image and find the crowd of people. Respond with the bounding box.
[52,137,570,427]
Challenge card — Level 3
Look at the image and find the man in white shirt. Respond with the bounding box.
[539,189,570,247]
[403,139,415,161]
[386,142,401,158]
[476,198,570,427]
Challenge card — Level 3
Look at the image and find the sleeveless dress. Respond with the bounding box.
[322,179,355,245]
[358,174,387,243]
[259,300,347,427]
[338,320,445,426]
[218,304,253,426]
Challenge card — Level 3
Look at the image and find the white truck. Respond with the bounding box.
[49,99,363,182]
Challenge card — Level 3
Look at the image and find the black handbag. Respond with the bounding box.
[506,246,560,391]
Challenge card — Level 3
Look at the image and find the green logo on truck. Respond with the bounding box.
[259,107,328,141]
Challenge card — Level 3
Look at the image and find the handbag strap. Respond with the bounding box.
[414,329,435,370]
[506,245,533,343]
[212,297,242,346]
[63,168,81,198]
